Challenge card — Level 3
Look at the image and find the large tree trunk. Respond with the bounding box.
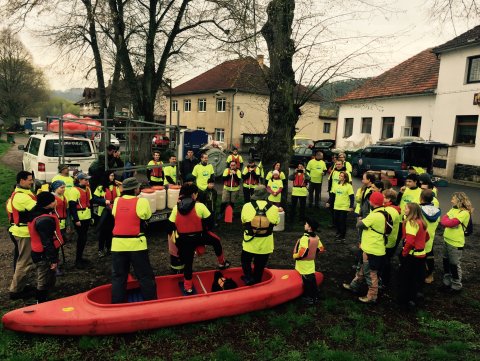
[261,0,299,205]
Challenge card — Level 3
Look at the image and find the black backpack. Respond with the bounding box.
[370,209,394,244]
[460,211,473,236]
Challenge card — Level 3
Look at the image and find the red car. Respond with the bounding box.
[152,134,170,148]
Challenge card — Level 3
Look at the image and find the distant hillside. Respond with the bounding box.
[317,79,368,118]
[51,88,83,102]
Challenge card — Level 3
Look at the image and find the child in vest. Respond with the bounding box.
[326,171,354,242]
[293,217,325,305]
[440,192,473,293]
[289,162,310,222]
[398,202,428,310]
[419,189,441,284]
[267,170,283,207]
[381,189,401,287]
[50,180,68,276]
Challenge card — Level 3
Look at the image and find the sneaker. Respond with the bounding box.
[358,296,377,304]
[424,274,434,284]
[342,283,352,291]
[183,288,194,295]
[218,260,231,270]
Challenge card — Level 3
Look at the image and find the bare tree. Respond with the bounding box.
[430,0,480,29]
[0,28,49,125]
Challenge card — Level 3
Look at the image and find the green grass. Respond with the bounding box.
[0,141,16,227]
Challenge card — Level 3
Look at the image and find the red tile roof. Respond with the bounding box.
[336,49,439,102]
[172,57,322,101]
[172,57,269,95]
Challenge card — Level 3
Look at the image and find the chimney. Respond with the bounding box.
[257,55,264,68]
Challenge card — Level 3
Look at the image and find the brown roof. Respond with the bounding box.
[172,57,322,101]
[336,49,439,102]
[433,25,480,54]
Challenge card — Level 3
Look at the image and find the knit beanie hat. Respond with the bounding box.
[50,180,66,192]
[369,191,384,207]
[37,192,56,208]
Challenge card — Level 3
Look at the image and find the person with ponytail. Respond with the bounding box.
[398,202,428,310]
[440,192,473,293]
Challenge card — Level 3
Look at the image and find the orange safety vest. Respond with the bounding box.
[293,173,307,188]
[244,167,259,186]
[9,191,37,225]
[175,205,203,236]
[112,198,142,237]
[224,170,240,188]
[75,186,91,210]
[231,155,241,169]
[29,214,64,252]
[54,194,68,220]
[105,186,119,203]
[151,161,163,178]
[293,235,319,260]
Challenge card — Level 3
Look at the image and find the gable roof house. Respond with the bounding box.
[168,56,333,149]
[336,25,480,182]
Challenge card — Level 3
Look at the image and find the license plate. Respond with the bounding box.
[149,212,170,223]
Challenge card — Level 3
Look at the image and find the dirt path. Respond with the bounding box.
[1,134,27,171]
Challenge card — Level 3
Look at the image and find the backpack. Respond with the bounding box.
[460,211,473,236]
[244,200,273,241]
[370,209,394,245]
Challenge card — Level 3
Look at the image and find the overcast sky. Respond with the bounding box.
[11,1,474,91]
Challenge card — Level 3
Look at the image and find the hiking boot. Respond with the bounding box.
[424,274,434,284]
[218,260,231,270]
[358,296,377,304]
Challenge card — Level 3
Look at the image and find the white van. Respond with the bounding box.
[19,134,97,182]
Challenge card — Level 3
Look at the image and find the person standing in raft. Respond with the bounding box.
[293,217,325,305]
[111,177,157,303]
[28,192,63,303]
[168,183,230,295]
[241,185,280,285]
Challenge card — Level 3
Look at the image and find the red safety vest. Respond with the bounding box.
[75,186,91,210]
[29,214,64,252]
[175,204,203,235]
[112,197,142,237]
[9,191,37,225]
[293,173,307,187]
[224,170,240,188]
[293,235,319,260]
[244,167,259,186]
[105,186,119,203]
[151,161,163,178]
[402,219,428,258]
[54,194,68,220]
[231,155,241,169]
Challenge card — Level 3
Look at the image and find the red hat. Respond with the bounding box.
[369,191,384,207]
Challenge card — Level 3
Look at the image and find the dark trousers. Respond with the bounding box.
[425,250,435,277]
[111,250,157,303]
[97,212,114,252]
[290,195,306,221]
[381,247,396,286]
[9,231,19,271]
[398,255,425,305]
[243,187,254,203]
[241,250,269,284]
[308,182,322,207]
[176,235,204,281]
[74,219,90,262]
[334,209,348,238]
[204,231,224,257]
[302,273,319,300]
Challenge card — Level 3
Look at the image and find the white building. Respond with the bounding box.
[336,26,480,182]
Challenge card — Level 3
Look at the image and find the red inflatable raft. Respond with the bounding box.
[48,117,101,134]
[2,268,323,335]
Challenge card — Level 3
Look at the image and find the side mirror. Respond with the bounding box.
[18,145,25,151]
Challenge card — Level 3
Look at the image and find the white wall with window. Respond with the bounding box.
[216,97,226,112]
[172,100,178,112]
[214,128,225,142]
[323,122,331,133]
[184,99,191,112]
[198,98,206,112]
[361,117,372,134]
[343,118,353,138]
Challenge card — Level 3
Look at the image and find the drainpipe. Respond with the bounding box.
[230,89,239,149]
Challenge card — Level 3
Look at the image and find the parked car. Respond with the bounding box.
[293,135,314,149]
[152,134,170,149]
[19,134,97,182]
[289,146,314,168]
[311,139,336,168]
[94,133,120,147]
[248,134,315,160]
[351,140,447,182]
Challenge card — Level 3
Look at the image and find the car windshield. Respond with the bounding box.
[45,140,92,157]
[296,139,314,147]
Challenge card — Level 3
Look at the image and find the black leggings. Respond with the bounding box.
[74,219,90,262]
[97,212,114,252]
[241,250,269,284]
[334,209,348,238]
